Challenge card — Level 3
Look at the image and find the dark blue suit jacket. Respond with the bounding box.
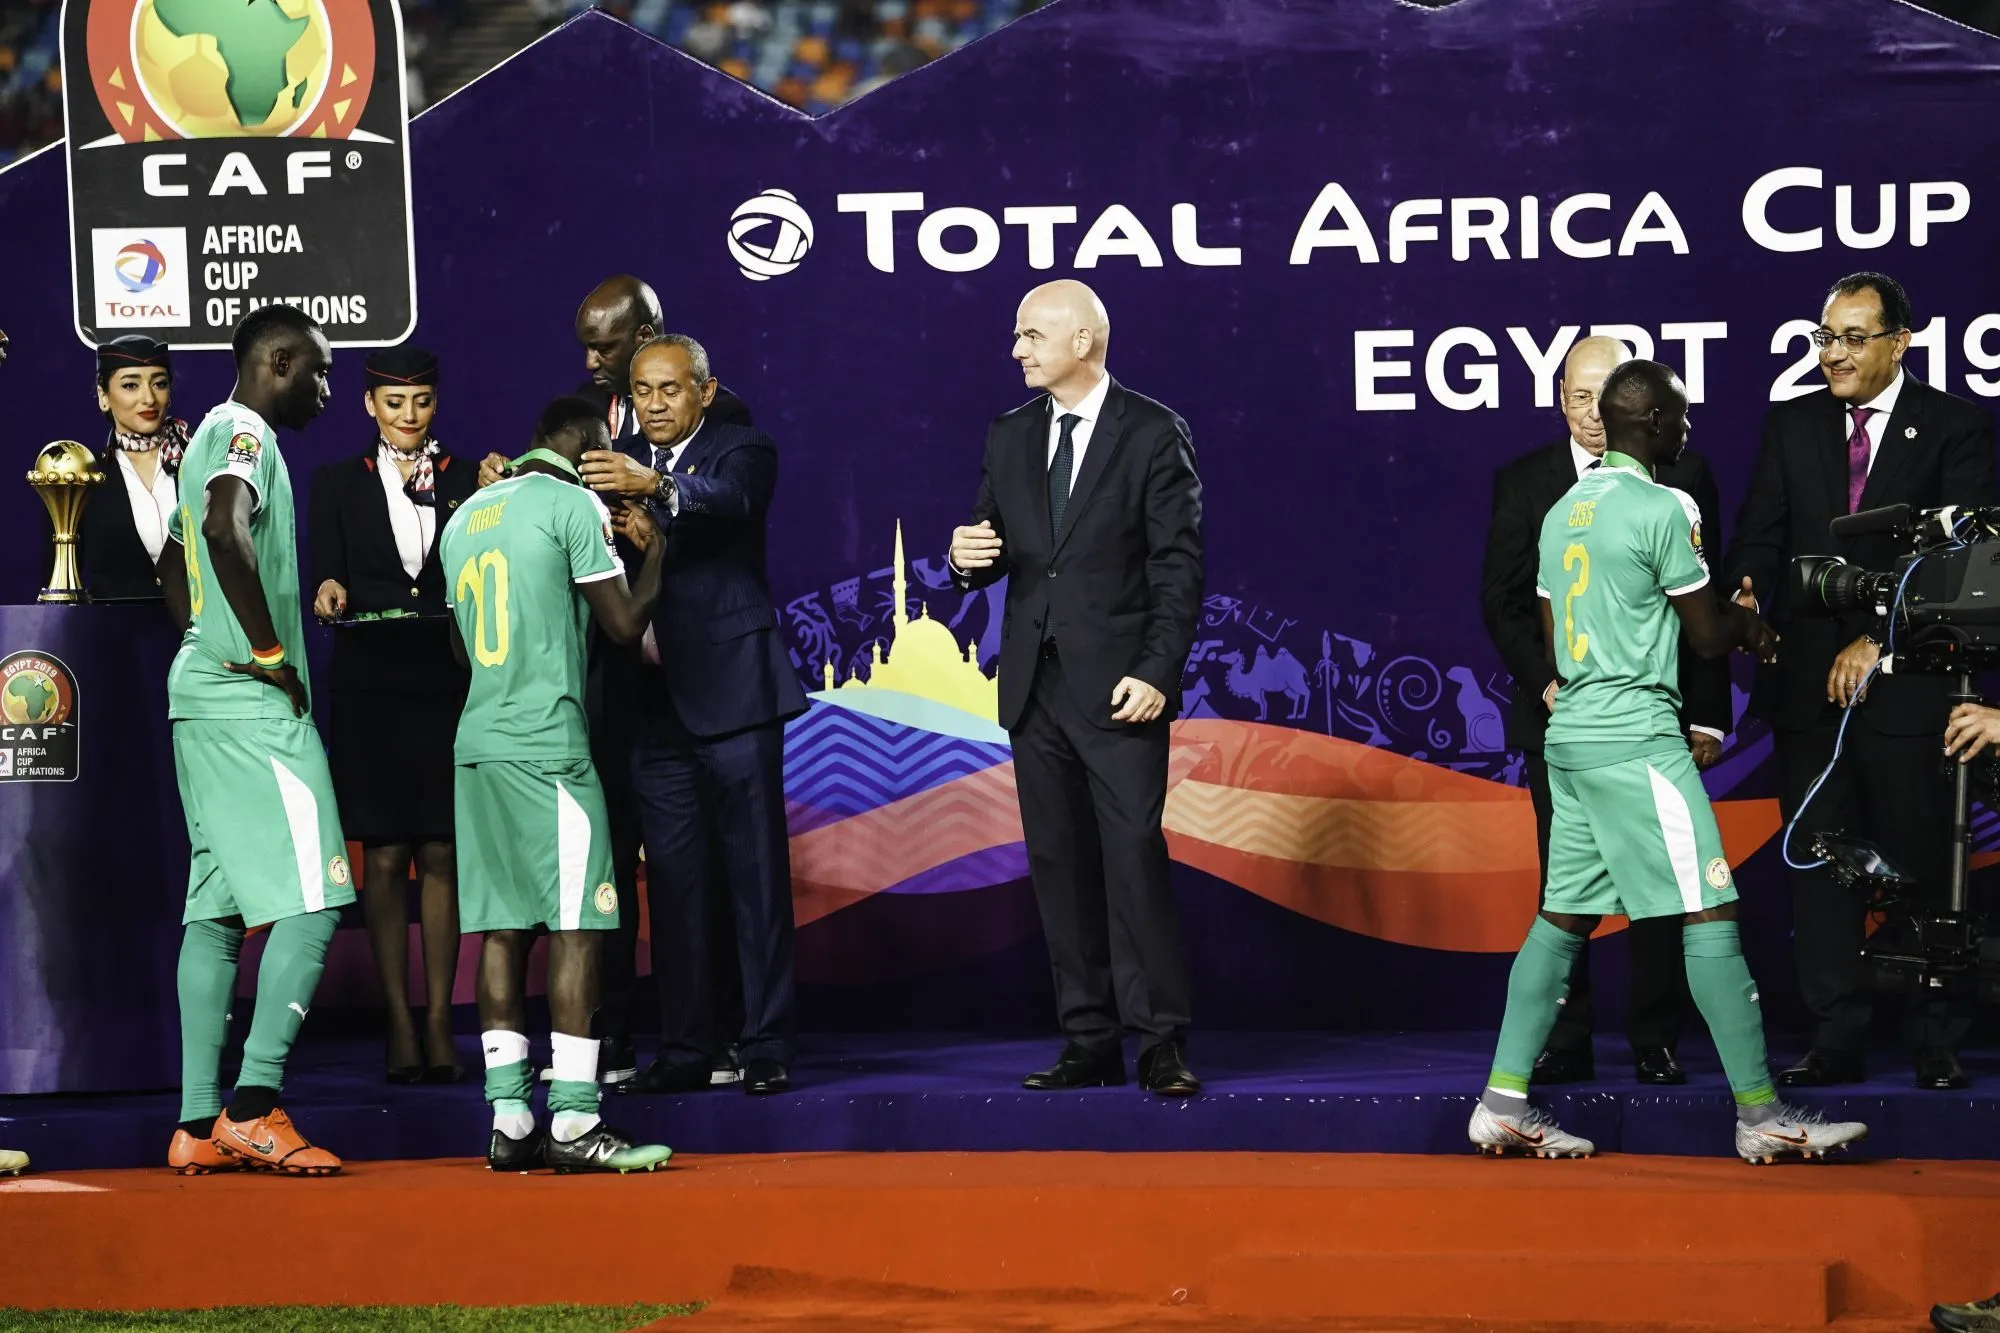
[615,415,805,737]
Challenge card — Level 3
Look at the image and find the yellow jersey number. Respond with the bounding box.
[181,504,204,617]
[1561,543,1590,663]
[455,550,510,667]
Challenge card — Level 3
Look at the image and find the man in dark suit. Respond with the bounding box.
[478,276,758,1088]
[1724,271,1995,1091]
[582,334,805,1096]
[949,280,1204,1097]
[1481,335,1729,1087]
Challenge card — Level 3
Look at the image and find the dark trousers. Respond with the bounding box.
[598,728,746,1054]
[1011,649,1190,1054]
[627,697,795,1066]
[1776,714,1965,1053]
[1526,752,1690,1054]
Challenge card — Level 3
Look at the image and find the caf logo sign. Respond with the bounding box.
[729,189,814,281]
[83,0,379,143]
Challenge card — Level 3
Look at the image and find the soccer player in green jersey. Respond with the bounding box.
[441,396,671,1173]
[155,304,350,1176]
[1469,360,1870,1164]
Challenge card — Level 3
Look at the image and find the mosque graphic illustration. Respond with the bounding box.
[817,521,999,725]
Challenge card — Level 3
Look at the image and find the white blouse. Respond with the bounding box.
[375,443,435,580]
[116,450,178,565]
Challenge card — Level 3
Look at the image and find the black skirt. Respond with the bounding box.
[325,617,467,842]
[329,685,463,844]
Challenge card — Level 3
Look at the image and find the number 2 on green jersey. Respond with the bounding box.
[1561,543,1590,663]
[456,550,510,666]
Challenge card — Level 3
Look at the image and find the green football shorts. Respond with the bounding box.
[455,758,620,933]
[173,718,355,929]
[1543,744,1738,922]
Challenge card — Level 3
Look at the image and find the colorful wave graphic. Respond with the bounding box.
[785,697,1782,952]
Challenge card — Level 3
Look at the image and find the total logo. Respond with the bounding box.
[724,188,1243,281]
[91,226,192,328]
[728,189,814,281]
[113,239,170,293]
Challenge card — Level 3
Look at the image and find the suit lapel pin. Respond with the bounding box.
[686,464,697,475]
[1905,426,1917,439]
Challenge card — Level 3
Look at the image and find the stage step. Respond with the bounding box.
[1210,1252,1830,1325]
[6,1153,1997,1327]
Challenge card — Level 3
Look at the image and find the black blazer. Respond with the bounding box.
[614,417,806,736]
[309,447,478,694]
[78,451,171,601]
[1481,438,1732,754]
[1723,376,1995,735]
[954,378,1204,731]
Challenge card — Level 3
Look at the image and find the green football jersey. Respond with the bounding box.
[440,472,622,764]
[166,400,311,721]
[1535,450,1710,767]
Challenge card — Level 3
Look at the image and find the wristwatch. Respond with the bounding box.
[652,472,677,506]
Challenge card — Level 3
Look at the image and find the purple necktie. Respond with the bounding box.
[1846,406,1876,513]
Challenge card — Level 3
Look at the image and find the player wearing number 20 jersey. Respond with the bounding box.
[440,471,626,934]
[1534,451,1735,923]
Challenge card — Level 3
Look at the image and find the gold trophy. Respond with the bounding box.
[28,441,105,604]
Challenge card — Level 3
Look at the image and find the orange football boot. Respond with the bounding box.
[212,1107,342,1176]
[167,1127,240,1176]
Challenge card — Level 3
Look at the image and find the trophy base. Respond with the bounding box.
[37,588,89,605]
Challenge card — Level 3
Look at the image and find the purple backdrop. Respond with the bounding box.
[4,0,1999,1040]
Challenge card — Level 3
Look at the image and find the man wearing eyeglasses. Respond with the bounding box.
[1725,272,1995,1091]
[1481,334,1729,1088]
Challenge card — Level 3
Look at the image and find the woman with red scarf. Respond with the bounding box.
[77,336,188,601]
[310,347,475,1083]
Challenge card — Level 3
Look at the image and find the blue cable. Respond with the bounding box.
[1779,546,1953,870]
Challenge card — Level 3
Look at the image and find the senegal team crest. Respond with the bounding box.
[81,0,379,143]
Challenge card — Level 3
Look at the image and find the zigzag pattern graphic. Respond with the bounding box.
[783,704,1012,818]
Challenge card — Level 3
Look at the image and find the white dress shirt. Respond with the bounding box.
[1046,371,1112,493]
[1568,438,1604,479]
[116,450,178,565]
[637,420,703,665]
[1846,367,1905,473]
[376,443,435,581]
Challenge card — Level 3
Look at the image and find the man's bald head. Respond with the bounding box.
[1597,359,1690,469]
[576,274,664,394]
[1558,335,1631,455]
[1012,280,1110,404]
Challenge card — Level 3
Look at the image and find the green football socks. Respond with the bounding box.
[177,917,244,1124]
[234,908,339,1095]
[1683,921,1779,1121]
[1482,916,1585,1113]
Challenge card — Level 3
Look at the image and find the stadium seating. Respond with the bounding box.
[548,1,1035,114]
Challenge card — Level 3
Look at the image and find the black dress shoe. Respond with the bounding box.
[1531,1047,1594,1085]
[1023,1043,1126,1090]
[626,1060,714,1095]
[1916,1048,1971,1091]
[1776,1048,1865,1087]
[743,1058,790,1095]
[486,1127,546,1173]
[1633,1046,1686,1086]
[1137,1041,1201,1097]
